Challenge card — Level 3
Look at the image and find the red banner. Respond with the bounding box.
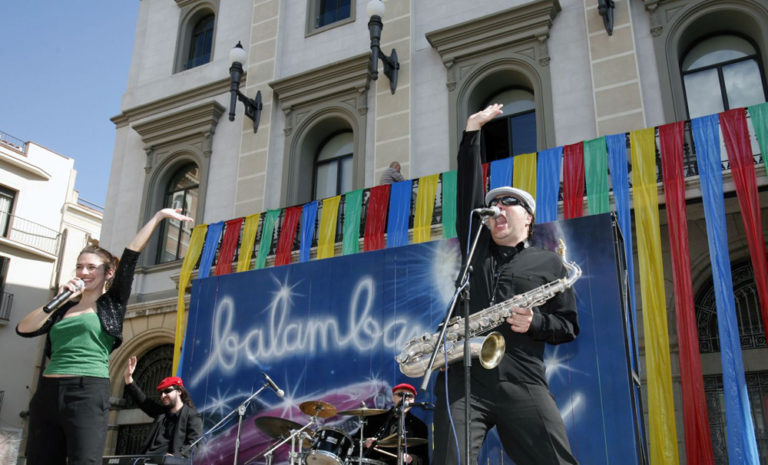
[563,142,585,218]
[364,184,390,251]
[275,206,302,266]
[214,218,244,275]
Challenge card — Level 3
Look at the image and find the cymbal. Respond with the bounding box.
[337,407,388,417]
[254,416,304,438]
[377,435,428,448]
[299,400,337,418]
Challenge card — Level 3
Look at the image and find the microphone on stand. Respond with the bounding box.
[472,206,501,218]
[407,401,434,410]
[262,372,285,398]
[43,278,84,313]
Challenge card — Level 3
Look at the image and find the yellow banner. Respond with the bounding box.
[317,196,341,259]
[172,224,208,374]
[413,174,439,243]
[630,128,680,465]
[513,152,537,198]
[236,213,261,272]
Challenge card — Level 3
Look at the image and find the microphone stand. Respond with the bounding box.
[418,214,486,465]
[188,383,271,465]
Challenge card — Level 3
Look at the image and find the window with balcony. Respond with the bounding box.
[481,88,537,162]
[156,164,199,264]
[683,35,767,119]
[314,131,353,199]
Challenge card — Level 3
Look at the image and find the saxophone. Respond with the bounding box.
[395,239,582,378]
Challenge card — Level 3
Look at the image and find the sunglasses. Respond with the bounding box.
[393,392,414,399]
[160,387,177,395]
[489,196,523,208]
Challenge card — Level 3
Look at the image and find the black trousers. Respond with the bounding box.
[433,371,578,465]
[27,376,111,465]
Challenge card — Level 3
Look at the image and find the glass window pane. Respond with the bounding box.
[682,35,756,71]
[723,59,766,109]
[684,69,724,118]
[187,14,214,69]
[340,156,353,194]
[315,162,336,199]
[493,88,535,115]
[317,0,351,28]
[510,111,537,156]
[317,132,353,162]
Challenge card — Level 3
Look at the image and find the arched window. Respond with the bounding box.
[682,34,767,119]
[185,14,214,70]
[157,164,199,263]
[481,88,537,162]
[313,131,353,199]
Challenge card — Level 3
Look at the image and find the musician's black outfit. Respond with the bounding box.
[359,409,429,465]
[431,130,579,465]
[124,383,202,458]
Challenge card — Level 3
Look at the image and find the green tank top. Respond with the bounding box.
[45,312,114,378]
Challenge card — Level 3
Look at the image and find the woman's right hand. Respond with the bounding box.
[465,103,503,132]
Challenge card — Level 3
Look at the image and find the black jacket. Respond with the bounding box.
[17,248,140,355]
[124,382,203,458]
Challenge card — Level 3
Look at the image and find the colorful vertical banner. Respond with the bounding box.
[317,196,341,259]
[299,202,318,262]
[659,122,715,465]
[692,114,759,465]
[748,102,768,172]
[236,213,261,272]
[720,109,768,337]
[512,152,537,197]
[364,185,390,251]
[172,223,207,374]
[441,170,457,239]
[584,137,609,215]
[256,209,280,269]
[563,142,585,219]
[413,174,439,243]
[198,221,224,279]
[489,157,513,190]
[387,180,412,248]
[630,128,680,465]
[275,206,302,266]
[343,189,363,255]
[215,218,244,276]
[536,146,563,223]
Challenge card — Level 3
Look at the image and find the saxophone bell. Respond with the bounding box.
[477,331,505,369]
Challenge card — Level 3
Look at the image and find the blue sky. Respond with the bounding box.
[0,1,140,208]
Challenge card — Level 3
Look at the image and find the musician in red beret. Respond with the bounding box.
[123,356,202,458]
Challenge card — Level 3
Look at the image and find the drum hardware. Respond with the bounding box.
[257,415,318,465]
[376,435,427,448]
[306,428,354,465]
[346,458,388,465]
[299,400,338,419]
[254,416,314,449]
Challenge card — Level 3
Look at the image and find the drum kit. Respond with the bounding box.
[252,400,426,465]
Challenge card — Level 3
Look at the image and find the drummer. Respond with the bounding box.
[360,383,429,465]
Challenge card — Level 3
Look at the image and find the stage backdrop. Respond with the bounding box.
[181,213,643,464]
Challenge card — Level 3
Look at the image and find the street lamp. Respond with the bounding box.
[228,42,263,133]
[367,0,399,94]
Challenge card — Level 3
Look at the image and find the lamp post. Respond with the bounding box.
[228,42,263,133]
[367,0,399,94]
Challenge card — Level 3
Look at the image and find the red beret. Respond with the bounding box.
[392,383,417,396]
[156,376,184,391]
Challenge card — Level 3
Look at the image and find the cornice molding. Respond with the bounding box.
[269,53,370,111]
[132,100,226,149]
[0,150,51,180]
[425,0,561,67]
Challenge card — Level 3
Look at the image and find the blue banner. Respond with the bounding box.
[182,214,642,464]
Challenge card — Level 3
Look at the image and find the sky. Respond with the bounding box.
[0,1,140,208]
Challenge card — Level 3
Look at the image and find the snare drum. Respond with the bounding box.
[306,428,354,465]
[346,458,387,465]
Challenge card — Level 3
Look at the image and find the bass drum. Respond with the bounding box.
[305,428,354,465]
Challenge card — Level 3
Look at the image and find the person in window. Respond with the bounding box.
[379,161,405,184]
[123,356,202,458]
[16,208,193,465]
[357,383,429,465]
[431,104,579,465]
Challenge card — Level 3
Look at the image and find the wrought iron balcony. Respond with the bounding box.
[0,211,59,255]
[0,291,12,323]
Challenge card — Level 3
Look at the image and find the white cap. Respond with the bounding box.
[484,186,536,214]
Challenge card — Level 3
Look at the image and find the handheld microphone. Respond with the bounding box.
[43,278,84,313]
[472,206,501,218]
[262,372,285,398]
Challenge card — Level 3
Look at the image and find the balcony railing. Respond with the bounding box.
[0,130,27,152]
[0,291,12,323]
[0,211,59,255]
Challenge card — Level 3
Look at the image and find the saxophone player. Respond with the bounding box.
[432,104,579,465]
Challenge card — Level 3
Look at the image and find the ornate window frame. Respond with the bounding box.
[270,53,370,206]
[644,0,768,122]
[425,0,561,164]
